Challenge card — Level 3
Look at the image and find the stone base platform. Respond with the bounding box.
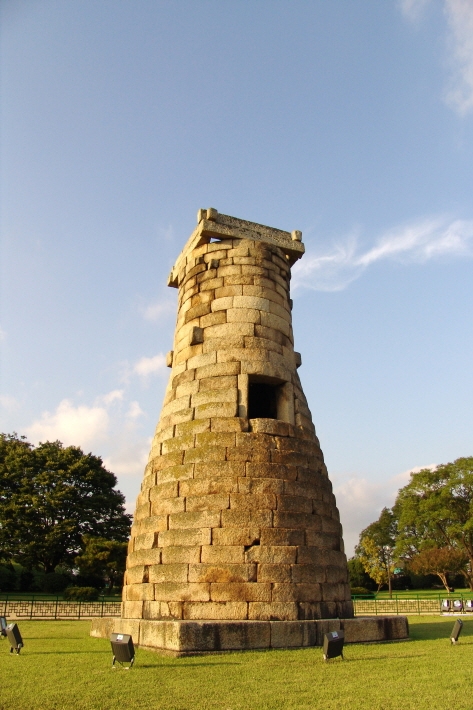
[90,616,409,656]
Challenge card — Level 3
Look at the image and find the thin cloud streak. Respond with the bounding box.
[292,216,473,292]
[399,0,432,23]
[444,0,473,115]
[141,300,175,322]
[399,0,473,116]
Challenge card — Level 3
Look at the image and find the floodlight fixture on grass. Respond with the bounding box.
[110,633,135,669]
[6,623,23,654]
[450,618,463,645]
[323,630,344,661]
[441,599,451,612]
[465,600,473,612]
[453,599,463,612]
[0,617,7,637]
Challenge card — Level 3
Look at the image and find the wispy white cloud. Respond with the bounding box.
[399,0,432,22]
[399,0,473,116]
[25,392,150,490]
[0,395,19,412]
[444,0,473,115]
[103,438,150,479]
[292,216,473,292]
[127,401,145,419]
[26,399,110,450]
[133,353,167,377]
[98,389,124,406]
[141,300,175,322]
[159,224,175,242]
[333,462,437,556]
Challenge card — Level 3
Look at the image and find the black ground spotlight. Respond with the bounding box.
[110,633,135,669]
[450,618,463,645]
[0,616,7,637]
[323,630,344,661]
[6,623,23,654]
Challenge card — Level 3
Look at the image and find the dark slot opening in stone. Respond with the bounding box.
[248,382,279,419]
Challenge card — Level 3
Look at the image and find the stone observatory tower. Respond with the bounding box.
[93,209,366,653]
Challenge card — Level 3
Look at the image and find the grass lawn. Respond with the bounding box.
[1,617,472,710]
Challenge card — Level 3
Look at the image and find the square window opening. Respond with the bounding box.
[248,381,280,420]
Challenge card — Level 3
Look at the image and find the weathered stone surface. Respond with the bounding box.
[158,528,211,547]
[153,583,210,602]
[340,616,409,643]
[90,616,409,652]
[188,563,256,583]
[248,602,298,621]
[161,546,201,564]
[201,545,245,563]
[210,582,271,602]
[183,602,248,620]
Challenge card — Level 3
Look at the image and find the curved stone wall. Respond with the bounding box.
[122,217,353,623]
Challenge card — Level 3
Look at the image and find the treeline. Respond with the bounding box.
[350,456,473,596]
[0,433,131,596]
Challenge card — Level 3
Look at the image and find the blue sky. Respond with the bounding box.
[1,0,472,554]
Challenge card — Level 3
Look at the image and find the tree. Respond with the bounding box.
[0,434,131,573]
[356,507,397,597]
[75,535,128,590]
[347,557,376,591]
[409,546,467,594]
[394,457,473,589]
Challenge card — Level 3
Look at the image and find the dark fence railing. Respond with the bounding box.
[0,597,121,620]
[352,593,473,616]
[3,594,472,619]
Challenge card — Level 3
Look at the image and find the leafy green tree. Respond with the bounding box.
[356,507,397,597]
[409,546,467,594]
[75,535,127,590]
[347,557,375,591]
[0,433,131,573]
[394,457,473,589]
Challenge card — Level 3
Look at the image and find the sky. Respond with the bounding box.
[1,0,472,555]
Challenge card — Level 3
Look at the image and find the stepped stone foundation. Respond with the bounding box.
[91,209,408,652]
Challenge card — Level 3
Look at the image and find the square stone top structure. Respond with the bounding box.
[167,208,305,290]
[90,208,404,654]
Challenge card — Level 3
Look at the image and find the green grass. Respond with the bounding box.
[1,617,473,710]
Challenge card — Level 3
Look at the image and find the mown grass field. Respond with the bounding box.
[1,617,472,710]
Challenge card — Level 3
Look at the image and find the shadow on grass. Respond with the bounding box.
[136,662,242,668]
[22,634,84,641]
[22,650,109,655]
[411,620,473,641]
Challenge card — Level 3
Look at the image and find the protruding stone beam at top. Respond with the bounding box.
[167,208,305,288]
